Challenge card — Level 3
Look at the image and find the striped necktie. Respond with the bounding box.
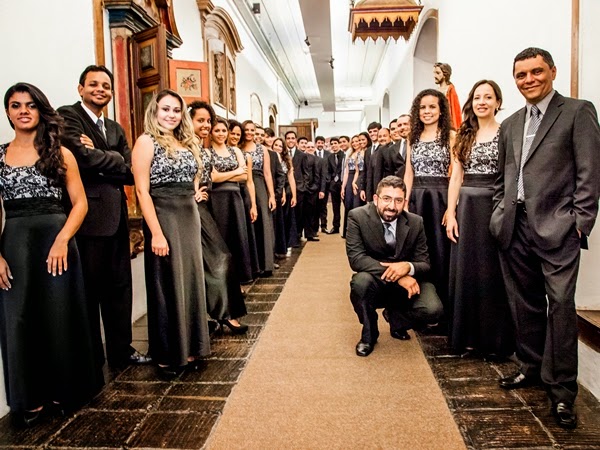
[517,105,541,201]
[96,118,106,140]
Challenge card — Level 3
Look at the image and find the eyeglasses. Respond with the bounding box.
[378,196,405,205]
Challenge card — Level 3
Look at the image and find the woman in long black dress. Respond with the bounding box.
[189,102,248,334]
[210,118,257,284]
[241,121,276,277]
[342,135,363,237]
[445,80,514,358]
[272,137,298,253]
[132,89,210,378]
[404,89,456,325]
[354,132,370,206]
[0,83,102,425]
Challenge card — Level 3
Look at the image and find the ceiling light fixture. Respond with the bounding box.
[304,36,311,47]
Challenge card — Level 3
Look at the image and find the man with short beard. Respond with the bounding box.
[346,176,442,357]
[383,114,410,180]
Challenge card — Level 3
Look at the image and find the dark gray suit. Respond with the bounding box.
[58,101,135,367]
[346,203,442,343]
[491,91,600,404]
[382,139,407,180]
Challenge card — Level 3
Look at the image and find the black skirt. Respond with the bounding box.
[283,184,299,249]
[273,195,287,255]
[198,201,247,320]
[0,198,102,412]
[409,176,451,311]
[144,183,210,367]
[448,174,514,356]
[343,169,357,236]
[252,171,275,273]
[210,181,255,283]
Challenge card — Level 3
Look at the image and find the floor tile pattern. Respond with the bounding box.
[418,334,600,450]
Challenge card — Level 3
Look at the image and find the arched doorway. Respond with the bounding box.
[268,104,278,131]
[412,13,438,97]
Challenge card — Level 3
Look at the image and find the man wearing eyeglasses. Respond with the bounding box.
[346,176,442,357]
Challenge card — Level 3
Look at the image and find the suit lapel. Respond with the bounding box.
[74,102,109,148]
[512,108,526,168]
[366,203,388,252]
[525,94,564,163]
[394,213,409,257]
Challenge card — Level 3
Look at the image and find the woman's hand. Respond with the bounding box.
[341,186,345,200]
[268,195,276,211]
[290,196,297,208]
[47,238,69,276]
[281,191,286,206]
[352,183,358,195]
[194,186,209,203]
[152,234,170,257]
[0,256,13,290]
[445,213,459,243]
[250,205,258,223]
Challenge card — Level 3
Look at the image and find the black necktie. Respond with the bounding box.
[334,153,339,182]
[383,222,395,250]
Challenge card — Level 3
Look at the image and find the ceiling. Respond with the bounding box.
[234,0,403,112]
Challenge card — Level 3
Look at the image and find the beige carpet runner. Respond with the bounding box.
[207,234,465,449]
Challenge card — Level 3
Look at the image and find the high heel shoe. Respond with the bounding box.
[219,319,249,335]
[157,365,183,380]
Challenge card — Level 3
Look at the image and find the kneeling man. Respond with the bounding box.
[346,176,442,356]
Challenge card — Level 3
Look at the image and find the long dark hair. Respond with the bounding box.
[454,80,503,164]
[273,137,291,171]
[408,89,452,150]
[188,100,216,125]
[358,131,372,149]
[4,82,66,186]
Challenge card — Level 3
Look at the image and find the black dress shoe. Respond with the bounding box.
[355,341,375,357]
[552,402,577,429]
[498,372,539,389]
[321,227,328,233]
[306,237,320,241]
[129,350,152,365]
[157,365,183,380]
[326,228,339,234]
[22,408,44,427]
[391,328,411,340]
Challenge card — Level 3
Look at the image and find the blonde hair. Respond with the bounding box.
[144,89,203,172]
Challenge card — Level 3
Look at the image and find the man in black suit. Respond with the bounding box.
[382,114,410,180]
[285,131,309,245]
[315,136,331,233]
[490,48,600,429]
[325,137,345,234]
[304,141,321,241]
[346,176,443,357]
[359,121,384,203]
[58,65,150,370]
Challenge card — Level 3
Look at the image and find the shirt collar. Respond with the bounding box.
[526,89,555,117]
[80,101,104,124]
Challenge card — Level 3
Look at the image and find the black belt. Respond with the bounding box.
[4,197,64,219]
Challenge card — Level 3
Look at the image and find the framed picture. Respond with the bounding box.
[168,60,209,104]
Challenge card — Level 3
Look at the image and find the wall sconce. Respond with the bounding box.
[304,36,311,47]
[329,57,335,69]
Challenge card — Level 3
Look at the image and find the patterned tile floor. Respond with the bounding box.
[419,334,600,449]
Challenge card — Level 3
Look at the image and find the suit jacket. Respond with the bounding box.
[490,92,600,251]
[364,144,386,200]
[346,203,430,279]
[317,149,331,193]
[304,153,321,194]
[291,148,309,193]
[269,149,286,201]
[382,139,407,180]
[58,102,133,237]
[326,151,345,188]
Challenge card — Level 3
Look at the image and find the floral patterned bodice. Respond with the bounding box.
[149,136,198,185]
[0,143,62,201]
[247,144,264,172]
[411,138,450,177]
[211,146,239,173]
[463,132,499,175]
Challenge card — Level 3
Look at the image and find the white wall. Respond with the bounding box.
[0,0,96,143]
[172,0,205,62]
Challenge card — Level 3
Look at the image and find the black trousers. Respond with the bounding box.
[350,272,443,344]
[77,214,134,367]
[318,187,329,230]
[294,190,305,242]
[498,206,580,404]
[329,181,342,229]
[302,191,318,239]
